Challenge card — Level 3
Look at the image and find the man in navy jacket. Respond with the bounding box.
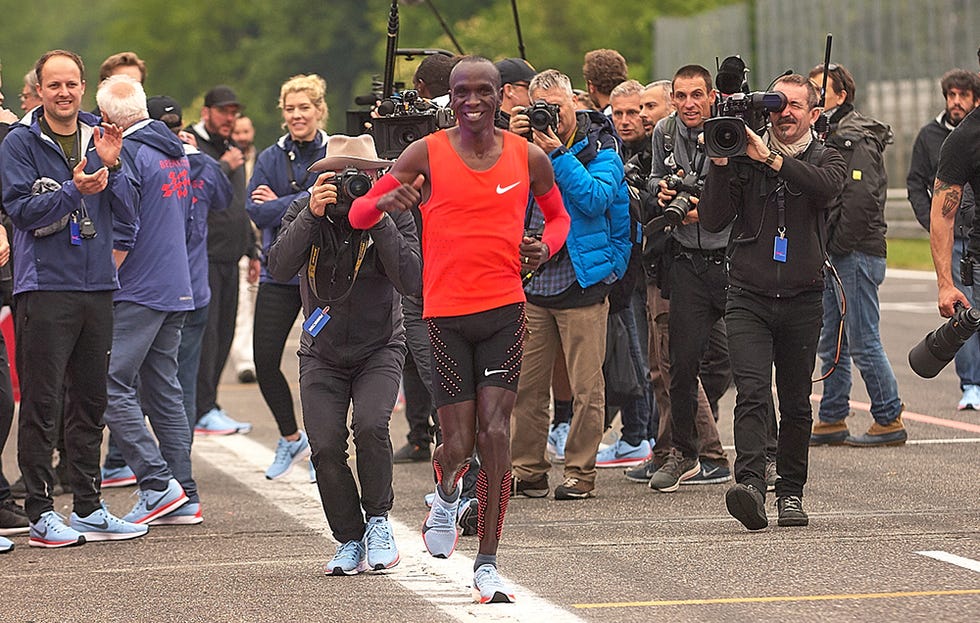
[0,50,138,547]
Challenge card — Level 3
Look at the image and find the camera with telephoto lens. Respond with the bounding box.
[908,302,980,378]
[703,56,788,158]
[661,171,704,227]
[325,167,373,221]
[526,100,560,135]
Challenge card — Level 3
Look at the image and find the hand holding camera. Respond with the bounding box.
[309,172,338,218]
[657,169,703,227]
[510,102,561,151]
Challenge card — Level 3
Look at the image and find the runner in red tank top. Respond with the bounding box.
[349,56,570,603]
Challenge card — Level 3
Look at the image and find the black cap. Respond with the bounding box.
[203,85,243,109]
[495,58,537,85]
[147,95,183,129]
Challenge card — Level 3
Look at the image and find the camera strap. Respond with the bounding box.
[282,148,313,193]
[306,230,370,305]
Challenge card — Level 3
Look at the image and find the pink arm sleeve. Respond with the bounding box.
[535,184,570,259]
[348,173,402,230]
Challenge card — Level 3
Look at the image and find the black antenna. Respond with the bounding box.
[818,33,833,108]
[511,0,527,60]
[382,0,399,99]
[424,0,465,55]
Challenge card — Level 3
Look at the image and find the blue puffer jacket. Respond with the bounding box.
[116,119,194,312]
[0,108,138,295]
[550,110,631,287]
[246,130,328,284]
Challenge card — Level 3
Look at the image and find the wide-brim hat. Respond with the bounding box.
[309,134,394,172]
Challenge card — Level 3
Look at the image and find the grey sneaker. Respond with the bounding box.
[765,460,778,492]
[624,456,661,483]
[422,485,460,558]
[777,495,809,527]
[648,453,701,492]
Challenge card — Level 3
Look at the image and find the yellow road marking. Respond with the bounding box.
[573,589,980,609]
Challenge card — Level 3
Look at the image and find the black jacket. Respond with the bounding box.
[906,112,975,237]
[823,105,891,257]
[186,122,254,262]
[267,196,422,366]
[700,140,846,297]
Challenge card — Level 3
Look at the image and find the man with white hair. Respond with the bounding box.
[1,50,140,547]
[96,74,199,526]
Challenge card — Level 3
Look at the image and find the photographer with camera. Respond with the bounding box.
[805,63,905,447]
[643,65,732,493]
[700,74,845,530]
[509,68,631,501]
[246,74,329,480]
[267,134,421,576]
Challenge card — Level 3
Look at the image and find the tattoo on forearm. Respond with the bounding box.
[935,179,963,217]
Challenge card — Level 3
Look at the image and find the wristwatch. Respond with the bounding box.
[106,159,123,173]
[764,150,780,167]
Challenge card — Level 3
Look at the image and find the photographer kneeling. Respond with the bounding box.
[267,135,422,574]
[699,74,845,531]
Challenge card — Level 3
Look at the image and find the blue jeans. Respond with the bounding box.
[952,241,980,387]
[178,305,210,434]
[103,302,197,502]
[617,292,653,447]
[817,251,902,425]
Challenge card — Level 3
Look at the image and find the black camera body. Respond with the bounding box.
[526,100,560,135]
[325,168,373,222]
[703,92,787,159]
[372,89,456,159]
[661,172,704,227]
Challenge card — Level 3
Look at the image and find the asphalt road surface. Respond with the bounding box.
[3,268,978,623]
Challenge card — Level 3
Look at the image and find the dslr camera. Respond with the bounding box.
[325,168,373,221]
[660,171,704,227]
[702,56,787,158]
[526,100,560,135]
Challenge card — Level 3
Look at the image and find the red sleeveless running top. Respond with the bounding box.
[420,130,530,318]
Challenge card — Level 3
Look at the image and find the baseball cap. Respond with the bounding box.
[147,95,183,129]
[203,85,243,109]
[495,58,537,86]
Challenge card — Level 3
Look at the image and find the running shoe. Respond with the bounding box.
[364,516,400,570]
[265,432,312,480]
[69,503,148,542]
[0,535,12,553]
[422,485,460,558]
[29,511,86,548]
[149,502,204,526]
[472,564,515,603]
[193,409,237,435]
[547,422,570,462]
[595,438,651,468]
[324,540,367,575]
[101,465,137,488]
[122,479,188,525]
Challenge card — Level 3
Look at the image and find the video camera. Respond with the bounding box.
[703,56,787,159]
[371,88,456,159]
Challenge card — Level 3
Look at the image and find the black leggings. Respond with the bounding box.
[253,282,302,437]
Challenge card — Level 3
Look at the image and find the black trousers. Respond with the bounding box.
[196,260,239,419]
[253,282,302,437]
[301,344,404,543]
[668,255,729,460]
[15,290,112,521]
[725,287,822,498]
[0,328,15,501]
[402,295,438,445]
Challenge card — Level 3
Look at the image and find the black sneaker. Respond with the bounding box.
[776,495,809,527]
[392,443,431,464]
[512,473,549,498]
[457,497,479,536]
[624,457,661,483]
[0,499,29,536]
[554,477,594,500]
[725,483,768,530]
[9,476,26,500]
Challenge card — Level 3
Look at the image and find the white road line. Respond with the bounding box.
[915,550,980,574]
[193,434,590,623]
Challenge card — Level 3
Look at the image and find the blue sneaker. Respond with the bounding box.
[324,540,367,575]
[959,384,980,410]
[682,459,732,485]
[69,503,148,542]
[194,409,237,435]
[123,479,188,525]
[266,432,312,480]
[101,465,137,488]
[422,485,460,558]
[213,409,252,434]
[0,535,13,553]
[547,422,570,463]
[309,460,317,483]
[424,492,435,508]
[29,510,86,548]
[363,516,399,570]
[149,502,204,526]
[596,438,651,468]
[472,564,515,603]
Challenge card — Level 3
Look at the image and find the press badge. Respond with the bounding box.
[303,307,330,336]
[773,235,787,262]
[69,219,82,246]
